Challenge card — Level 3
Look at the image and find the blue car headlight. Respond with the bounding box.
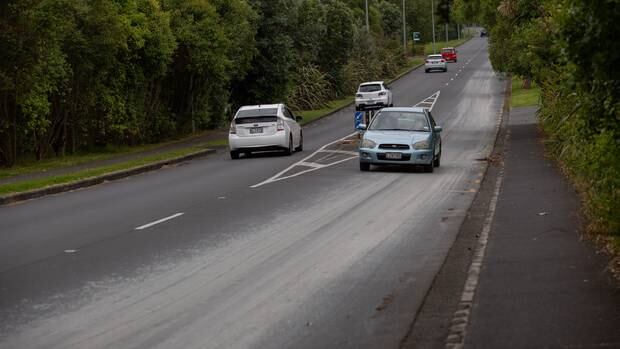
[413,140,431,150]
[361,138,377,149]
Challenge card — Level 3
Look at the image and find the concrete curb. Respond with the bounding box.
[0,148,216,206]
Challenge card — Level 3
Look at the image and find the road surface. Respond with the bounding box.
[0,37,504,349]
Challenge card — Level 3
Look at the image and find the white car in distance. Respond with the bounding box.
[424,54,448,73]
[228,104,303,159]
[355,81,393,111]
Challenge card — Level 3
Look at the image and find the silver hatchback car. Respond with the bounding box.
[355,81,393,111]
[425,54,448,73]
[228,104,303,159]
[358,107,442,172]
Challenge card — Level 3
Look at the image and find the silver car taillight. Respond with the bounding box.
[229,122,236,134]
[277,118,285,131]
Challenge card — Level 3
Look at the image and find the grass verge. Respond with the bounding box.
[0,130,217,180]
[512,76,541,107]
[0,145,208,196]
[299,97,354,124]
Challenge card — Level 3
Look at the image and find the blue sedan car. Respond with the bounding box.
[358,107,442,172]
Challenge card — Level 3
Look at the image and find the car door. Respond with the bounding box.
[283,106,300,145]
[428,111,441,156]
[383,83,393,105]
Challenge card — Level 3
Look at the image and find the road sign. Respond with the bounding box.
[354,111,364,130]
[413,32,421,42]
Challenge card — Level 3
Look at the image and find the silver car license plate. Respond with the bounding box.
[250,127,263,134]
[385,152,402,160]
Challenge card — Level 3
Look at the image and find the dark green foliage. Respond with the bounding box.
[454,0,620,236]
[0,0,418,166]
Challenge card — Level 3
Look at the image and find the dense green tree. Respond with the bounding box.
[454,0,620,236]
[0,0,427,166]
[318,0,355,95]
[232,0,295,107]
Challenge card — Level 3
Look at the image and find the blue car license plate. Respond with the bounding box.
[385,152,402,160]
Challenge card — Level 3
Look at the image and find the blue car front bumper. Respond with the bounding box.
[359,148,434,165]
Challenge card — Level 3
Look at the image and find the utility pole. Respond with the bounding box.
[431,0,436,54]
[365,0,369,32]
[457,23,460,40]
[402,0,407,54]
[445,23,449,43]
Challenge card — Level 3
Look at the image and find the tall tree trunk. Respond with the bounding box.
[189,73,195,133]
[0,91,15,166]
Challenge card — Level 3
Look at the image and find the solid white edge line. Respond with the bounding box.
[135,212,184,230]
[445,103,506,349]
[445,170,504,349]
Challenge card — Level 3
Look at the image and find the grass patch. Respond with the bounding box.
[512,76,541,107]
[389,57,425,83]
[299,97,354,124]
[204,138,228,148]
[0,130,215,180]
[0,146,208,196]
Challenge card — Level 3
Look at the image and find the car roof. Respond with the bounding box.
[359,81,384,86]
[442,47,455,50]
[378,107,428,114]
[428,54,443,58]
[238,104,281,111]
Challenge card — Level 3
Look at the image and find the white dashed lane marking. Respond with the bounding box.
[135,213,185,230]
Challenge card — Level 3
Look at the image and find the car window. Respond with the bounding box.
[442,49,454,53]
[428,55,443,59]
[428,112,437,128]
[359,84,381,92]
[235,108,278,124]
[369,111,430,132]
[284,107,296,120]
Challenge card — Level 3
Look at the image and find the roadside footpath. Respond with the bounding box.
[403,106,620,348]
[463,106,620,348]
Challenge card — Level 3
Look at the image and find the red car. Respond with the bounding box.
[441,47,457,63]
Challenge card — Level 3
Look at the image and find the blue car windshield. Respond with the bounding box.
[369,111,430,132]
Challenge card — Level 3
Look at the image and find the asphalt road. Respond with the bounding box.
[0,37,504,349]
